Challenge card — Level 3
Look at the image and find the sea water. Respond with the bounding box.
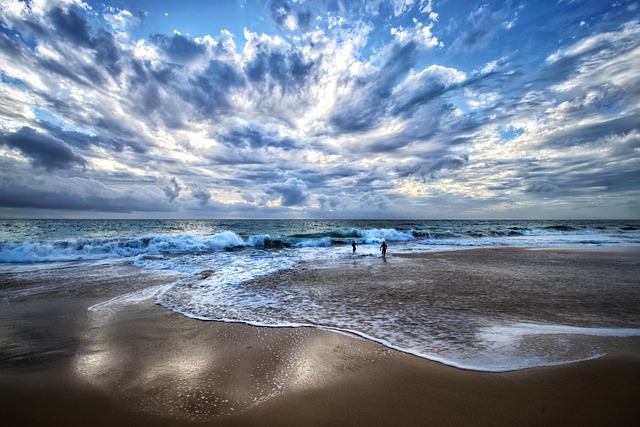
[1,219,640,371]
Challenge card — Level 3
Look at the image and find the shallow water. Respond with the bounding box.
[157,249,640,371]
[2,219,640,371]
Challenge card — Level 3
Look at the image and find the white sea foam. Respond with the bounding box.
[481,323,640,339]
[88,283,172,325]
[294,237,333,247]
[360,228,414,242]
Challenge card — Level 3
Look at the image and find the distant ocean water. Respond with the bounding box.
[1,219,640,371]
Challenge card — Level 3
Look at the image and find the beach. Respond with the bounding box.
[1,247,639,426]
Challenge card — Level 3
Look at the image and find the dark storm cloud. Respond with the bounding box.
[192,188,211,206]
[151,33,206,63]
[0,5,123,92]
[38,56,88,85]
[580,168,640,193]
[244,45,315,95]
[0,159,175,213]
[37,121,149,155]
[185,59,245,115]
[542,116,640,149]
[0,181,174,213]
[218,126,296,150]
[93,28,123,76]
[296,165,361,184]
[0,28,26,59]
[48,5,123,76]
[564,158,640,194]
[524,182,559,194]
[521,164,640,198]
[264,177,309,206]
[396,155,469,182]
[49,5,93,47]
[0,127,86,171]
[390,79,456,117]
[127,59,186,127]
[162,177,181,202]
[130,58,175,86]
[515,130,640,198]
[361,100,476,154]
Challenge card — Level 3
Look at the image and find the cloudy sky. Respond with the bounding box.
[0,0,638,219]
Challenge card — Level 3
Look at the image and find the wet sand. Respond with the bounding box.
[1,247,639,426]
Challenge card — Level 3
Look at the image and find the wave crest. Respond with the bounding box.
[0,231,247,263]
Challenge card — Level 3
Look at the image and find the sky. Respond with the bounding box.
[0,0,639,219]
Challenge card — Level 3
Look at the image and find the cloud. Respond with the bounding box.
[243,28,316,95]
[151,32,206,63]
[448,3,518,52]
[162,177,181,202]
[48,4,93,47]
[269,0,312,32]
[396,155,469,182]
[0,0,638,218]
[0,161,175,213]
[218,126,296,150]
[192,188,211,206]
[47,5,123,76]
[103,7,135,35]
[356,191,391,211]
[389,0,418,17]
[541,116,640,149]
[546,20,640,64]
[390,64,466,116]
[0,127,86,171]
[317,194,342,211]
[524,182,559,194]
[264,177,309,206]
[184,59,246,115]
[329,40,425,133]
[391,20,439,47]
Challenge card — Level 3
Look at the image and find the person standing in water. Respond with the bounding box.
[352,240,357,253]
[380,241,387,257]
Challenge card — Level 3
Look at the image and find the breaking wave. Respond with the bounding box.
[2,221,639,263]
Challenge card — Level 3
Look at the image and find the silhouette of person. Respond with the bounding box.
[380,241,387,257]
[352,240,357,253]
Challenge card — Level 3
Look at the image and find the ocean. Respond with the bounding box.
[1,219,640,371]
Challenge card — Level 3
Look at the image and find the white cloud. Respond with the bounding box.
[547,20,640,63]
[391,20,440,47]
[390,0,417,16]
[0,83,37,131]
[465,88,499,110]
[103,7,134,35]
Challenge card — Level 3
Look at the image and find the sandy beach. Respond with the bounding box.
[1,247,639,426]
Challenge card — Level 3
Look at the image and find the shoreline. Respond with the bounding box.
[1,247,639,426]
